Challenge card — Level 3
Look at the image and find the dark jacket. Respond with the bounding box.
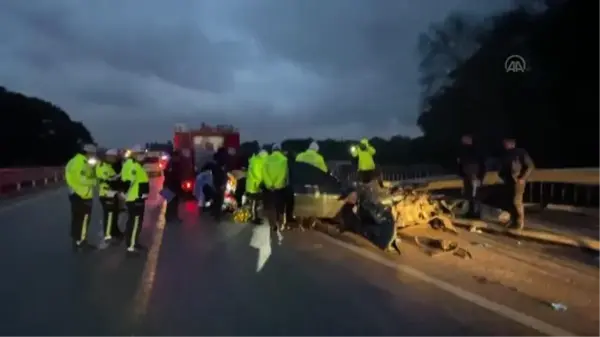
[457,145,486,181]
[202,161,227,189]
[164,157,182,191]
[498,148,535,183]
[285,151,296,186]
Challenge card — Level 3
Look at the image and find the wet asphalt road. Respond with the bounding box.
[0,186,541,336]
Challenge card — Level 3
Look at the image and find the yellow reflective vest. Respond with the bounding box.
[296,149,327,172]
[262,151,288,190]
[246,151,268,194]
[96,162,118,197]
[121,159,149,202]
[352,140,376,171]
[65,153,96,199]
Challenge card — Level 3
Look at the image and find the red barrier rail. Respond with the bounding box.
[0,167,64,194]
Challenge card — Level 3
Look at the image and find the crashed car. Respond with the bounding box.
[285,162,398,251]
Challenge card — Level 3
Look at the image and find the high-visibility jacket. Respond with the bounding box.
[65,153,96,199]
[121,159,149,202]
[352,139,376,171]
[96,162,118,197]
[296,149,327,172]
[262,151,288,190]
[246,151,268,194]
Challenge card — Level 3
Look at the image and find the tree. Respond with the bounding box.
[416,0,598,167]
[0,86,95,167]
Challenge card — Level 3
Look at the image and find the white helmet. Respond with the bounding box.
[105,148,118,156]
[308,141,319,151]
[272,143,282,151]
[130,144,145,153]
[82,143,97,153]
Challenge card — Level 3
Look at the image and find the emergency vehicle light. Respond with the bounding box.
[182,180,193,192]
[87,157,98,165]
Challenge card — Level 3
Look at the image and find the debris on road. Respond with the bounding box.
[550,302,568,311]
[414,236,472,259]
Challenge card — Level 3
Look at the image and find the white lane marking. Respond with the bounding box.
[0,188,65,215]
[315,232,575,337]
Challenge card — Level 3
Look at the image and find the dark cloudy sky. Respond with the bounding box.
[0,0,511,147]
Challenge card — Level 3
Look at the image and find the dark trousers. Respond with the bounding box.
[125,199,146,250]
[358,169,375,184]
[283,185,295,223]
[502,181,526,229]
[235,177,246,206]
[100,196,122,239]
[358,169,384,187]
[246,192,262,223]
[264,188,285,231]
[69,194,93,243]
[165,194,179,221]
[211,185,225,221]
[462,179,480,218]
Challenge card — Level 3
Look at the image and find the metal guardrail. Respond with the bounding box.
[0,167,65,194]
[333,165,599,211]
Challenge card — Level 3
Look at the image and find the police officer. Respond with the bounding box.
[457,134,486,219]
[350,138,377,184]
[296,141,328,172]
[246,148,269,224]
[121,145,150,254]
[65,143,98,251]
[262,143,288,243]
[96,148,124,244]
[498,137,535,230]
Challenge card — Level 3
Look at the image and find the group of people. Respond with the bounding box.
[65,144,149,254]
[244,138,379,240]
[457,135,535,230]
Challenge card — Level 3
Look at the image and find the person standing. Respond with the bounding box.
[65,143,98,251]
[96,148,124,244]
[163,150,182,223]
[498,137,535,230]
[121,145,150,254]
[245,149,268,224]
[351,138,377,184]
[262,143,288,244]
[282,148,296,227]
[457,134,486,218]
[296,141,328,172]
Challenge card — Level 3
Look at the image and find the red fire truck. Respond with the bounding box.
[173,123,241,195]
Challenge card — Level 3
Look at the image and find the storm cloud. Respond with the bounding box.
[0,0,511,147]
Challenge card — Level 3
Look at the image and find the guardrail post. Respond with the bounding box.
[44,178,48,185]
[16,183,21,191]
[32,180,36,187]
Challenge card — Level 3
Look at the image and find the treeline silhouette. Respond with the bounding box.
[0,86,94,167]
[245,0,598,169]
[416,0,598,168]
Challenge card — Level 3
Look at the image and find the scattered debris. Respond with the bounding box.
[384,186,456,233]
[550,302,568,311]
[472,242,491,248]
[469,225,483,234]
[414,236,471,259]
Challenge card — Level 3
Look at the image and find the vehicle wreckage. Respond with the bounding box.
[232,162,460,253]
